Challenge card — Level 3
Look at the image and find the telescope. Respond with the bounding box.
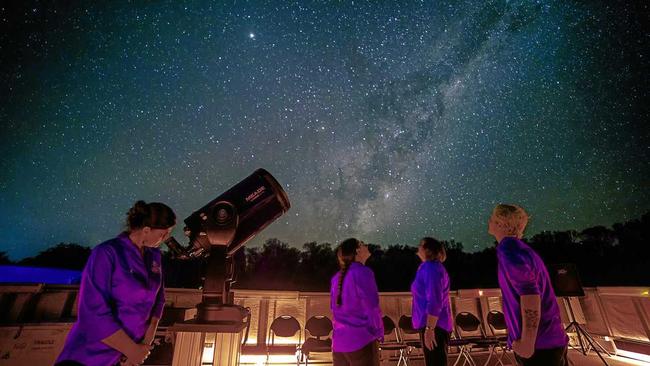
[164,168,290,324]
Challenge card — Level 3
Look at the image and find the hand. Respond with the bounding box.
[143,336,160,346]
[124,343,152,365]
[423,328,437,350]
[120,359,139,366]
[512,339,534,358]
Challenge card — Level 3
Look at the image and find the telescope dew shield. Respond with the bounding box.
[183,168,290,257]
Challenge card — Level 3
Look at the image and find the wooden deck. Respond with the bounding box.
[238,349,650,366]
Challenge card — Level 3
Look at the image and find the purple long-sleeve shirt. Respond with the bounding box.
[56,233,165,366]
[330,262,383,352]
[410,260,453,332]
[497,237,568,349]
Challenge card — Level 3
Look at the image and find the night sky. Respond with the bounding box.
[1,1,648,260]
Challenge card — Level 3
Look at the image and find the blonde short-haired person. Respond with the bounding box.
[489,204,568,366]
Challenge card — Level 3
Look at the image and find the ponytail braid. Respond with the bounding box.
[335,238,361,307]
[337,259,352,306]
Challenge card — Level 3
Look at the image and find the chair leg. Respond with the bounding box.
[483,345,494,366]
[462,346,477,366]
[499,347,516,366]
[404,346,412,366]
[494,345,510,366]
[452,346,465,366]
[398,348,408,366]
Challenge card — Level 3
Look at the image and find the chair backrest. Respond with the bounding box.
[383,316,396,335]
[486,310,507,334]
[398,315,418,335]
[382,316,404,343]
[270,315,301,340]
[454,311,483,337]
[305,315,332,339]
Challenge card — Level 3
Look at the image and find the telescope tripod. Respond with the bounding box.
[562,297,610,366]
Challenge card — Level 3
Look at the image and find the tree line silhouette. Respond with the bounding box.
[2,212,648,291]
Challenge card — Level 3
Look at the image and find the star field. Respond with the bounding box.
[1,1,648,260]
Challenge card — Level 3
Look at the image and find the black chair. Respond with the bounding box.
[301,315,332,365]
[267,315,301,365]
[454,312,501,366]
[379,316,409,366]
[398,315,423,363]
[486,310,509,343]
[486,310,516,365]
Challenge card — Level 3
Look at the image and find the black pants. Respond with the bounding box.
[333,340,380,366]
[55,361,120,366]
[515,345,569,366]
[419,327,450,366]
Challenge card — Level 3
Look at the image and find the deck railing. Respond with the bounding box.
[0,285,648,364]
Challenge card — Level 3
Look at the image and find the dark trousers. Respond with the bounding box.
[515,345,569,366]
[419,327,450,366]
[55,361,120,366]
[333,340,380,366]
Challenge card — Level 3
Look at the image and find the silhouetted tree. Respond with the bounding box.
[0,251,11,265]
[237,238,301,290]
[369,244,419,291]
[296,242,337,291]
[18,243,91,270]
[10,211,650,290]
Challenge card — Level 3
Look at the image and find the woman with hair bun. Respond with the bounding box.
[330,238,383,366]
[411,237,453,366]
[56,201,176,366]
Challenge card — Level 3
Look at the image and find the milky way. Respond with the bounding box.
[1,1,648,259]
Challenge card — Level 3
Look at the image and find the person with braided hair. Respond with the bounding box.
[56,200,175,366]
[330,238,383,366]
[411,237,453,366]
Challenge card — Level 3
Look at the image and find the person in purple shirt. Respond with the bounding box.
[330,238,383,366]
[56,200,175,366]
[411,237,453,366]
[489,204,569,366]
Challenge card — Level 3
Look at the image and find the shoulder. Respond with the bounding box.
[433,261,449,276]
[84,238,121,272]
[343,263,374,284]
[424,261,447,277]
[92,237,121,258]
[497,237,520,250]
[419,260,440,272]
[355,263,375,278]
[497,238,533,266]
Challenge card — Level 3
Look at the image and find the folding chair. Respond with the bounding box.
[301,315,332,365]
[454,312,500,366]
[267,315,301,365]
[486,310,516,365]
[379,316,409,366]
[398,315,424,363]
[448,334,475,366]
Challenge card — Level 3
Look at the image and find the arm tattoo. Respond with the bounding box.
[524,309,539,329]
